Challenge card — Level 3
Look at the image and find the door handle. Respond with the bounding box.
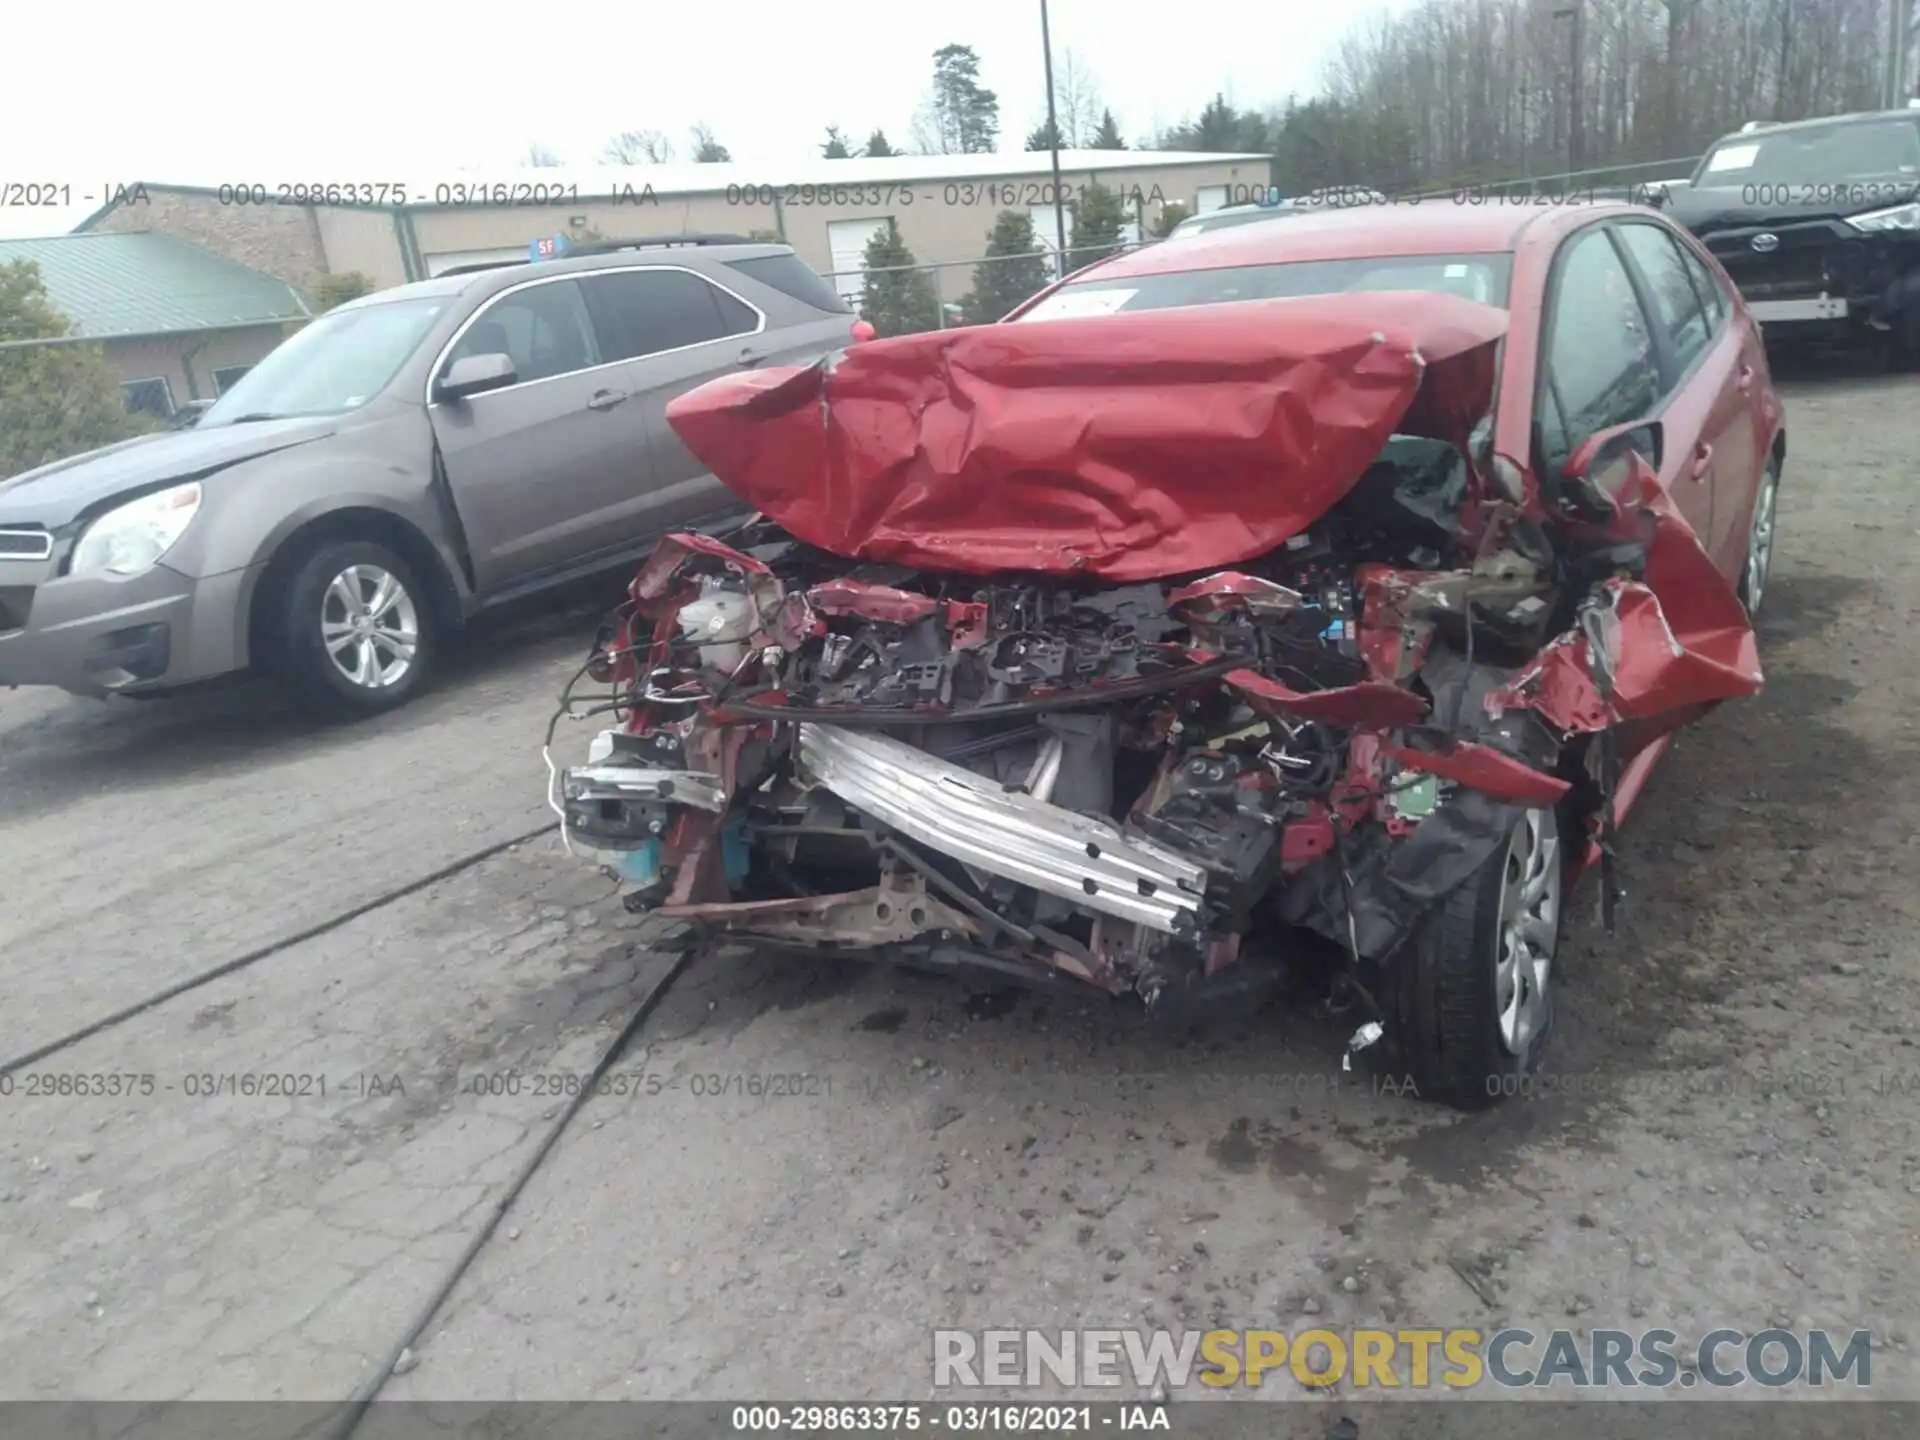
[1689,442,1713,480]
[1736,364,1755,393]
[586,388,630,411]
[737,347,767,368]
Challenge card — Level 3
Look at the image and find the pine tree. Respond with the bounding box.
[1026,118,1063,151]
[1067,179,1127,272]
[0,260,157,480]
[960,211,1055,325]
[858,220,941,338]
[864,129,898,157]
[1091,109,1127,149]
[822,127,856,159]
[1150,201,1191,238]
[924,44,1000,153]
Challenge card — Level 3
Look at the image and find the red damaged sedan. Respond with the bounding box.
[549,202,1784,1108]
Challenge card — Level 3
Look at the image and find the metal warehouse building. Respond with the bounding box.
[77,150,1271,303]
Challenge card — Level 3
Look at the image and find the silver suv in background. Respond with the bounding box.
[0,237,863,713]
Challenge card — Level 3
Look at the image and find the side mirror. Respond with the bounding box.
[435,352,517,402]
[1560,420,1662,520]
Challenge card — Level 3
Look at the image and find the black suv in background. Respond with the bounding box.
[1667,108,1920,362]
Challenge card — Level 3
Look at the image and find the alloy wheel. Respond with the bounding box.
[320,564,420,690]
[1495,806,1561,1056]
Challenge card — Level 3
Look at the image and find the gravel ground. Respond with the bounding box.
[0,372,1914,1419]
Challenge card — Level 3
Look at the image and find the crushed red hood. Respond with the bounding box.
[664,292,1509,581]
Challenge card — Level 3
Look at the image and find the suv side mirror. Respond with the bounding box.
[436,352,517,402]
[1560,420,1662,520]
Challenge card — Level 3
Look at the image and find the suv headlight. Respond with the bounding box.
[1848,201,1920,233]
[70,482,203,577]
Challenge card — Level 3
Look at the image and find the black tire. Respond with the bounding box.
[1737,454,1781,620]
[276,539,438,715]
[1382,805,1564,1110]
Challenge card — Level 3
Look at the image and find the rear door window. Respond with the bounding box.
[1538,227,1661,472]
[582,268,760,361]
[1615,222,1713,377]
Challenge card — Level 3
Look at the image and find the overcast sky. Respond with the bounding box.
[0,0,1396,240]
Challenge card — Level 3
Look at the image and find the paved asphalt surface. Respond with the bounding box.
[2,372,1916,1429]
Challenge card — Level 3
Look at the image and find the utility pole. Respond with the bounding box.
[1040,0,1069,280]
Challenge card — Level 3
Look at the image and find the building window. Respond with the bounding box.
[121,377,175,418]
[212,364,253,395]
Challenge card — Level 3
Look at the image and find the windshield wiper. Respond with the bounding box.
[220,412,286,424]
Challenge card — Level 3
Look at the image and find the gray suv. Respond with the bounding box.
[0,237,862,712]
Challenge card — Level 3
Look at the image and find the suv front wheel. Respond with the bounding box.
[278,539,437,714]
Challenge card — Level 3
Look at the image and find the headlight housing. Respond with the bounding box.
[1848,201,1920,233]
[70,482,203,577]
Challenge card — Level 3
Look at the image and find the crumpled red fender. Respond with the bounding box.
[1490,452,1763,732]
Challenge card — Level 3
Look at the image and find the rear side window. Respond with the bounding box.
[724,253,851,314]
[1539,228,1660,473]
[1614,223,1712,375]
[582,268,760,361]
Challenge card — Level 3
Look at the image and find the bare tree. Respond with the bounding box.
[1308,0,1897,189]
[524,143,563,167]
[602,130,674,164]
[1053,50,1104,147]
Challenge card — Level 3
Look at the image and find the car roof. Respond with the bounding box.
[1081,201,1643,281]
[332,241,801,313]
[1707,107,1920,145]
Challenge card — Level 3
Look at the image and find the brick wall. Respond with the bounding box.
[92,192,330,291]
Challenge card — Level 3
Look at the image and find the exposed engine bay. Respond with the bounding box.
[541,294,1763,1078]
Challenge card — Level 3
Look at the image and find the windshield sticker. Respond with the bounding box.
[1443,263,1469,278]
[1022,288,1139,321]
[1705,143,1760,173]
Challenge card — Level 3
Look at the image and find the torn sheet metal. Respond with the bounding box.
[662,292,1508,580]
[1491,451,1763,731]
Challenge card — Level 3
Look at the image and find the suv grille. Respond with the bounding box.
[0,528,54,560]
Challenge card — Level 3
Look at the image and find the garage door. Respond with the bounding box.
[425,247,528,277]
[826,218,891,306]
[1194,186,1230,214]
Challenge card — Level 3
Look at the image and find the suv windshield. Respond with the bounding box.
[201,297,447,425]
[1695,118,1920,188]
[1014,252,1512,321]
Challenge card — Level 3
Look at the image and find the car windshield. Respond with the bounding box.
[1694,118,1920,187]
[1015,252,1512,321]
[201,297,447,424]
